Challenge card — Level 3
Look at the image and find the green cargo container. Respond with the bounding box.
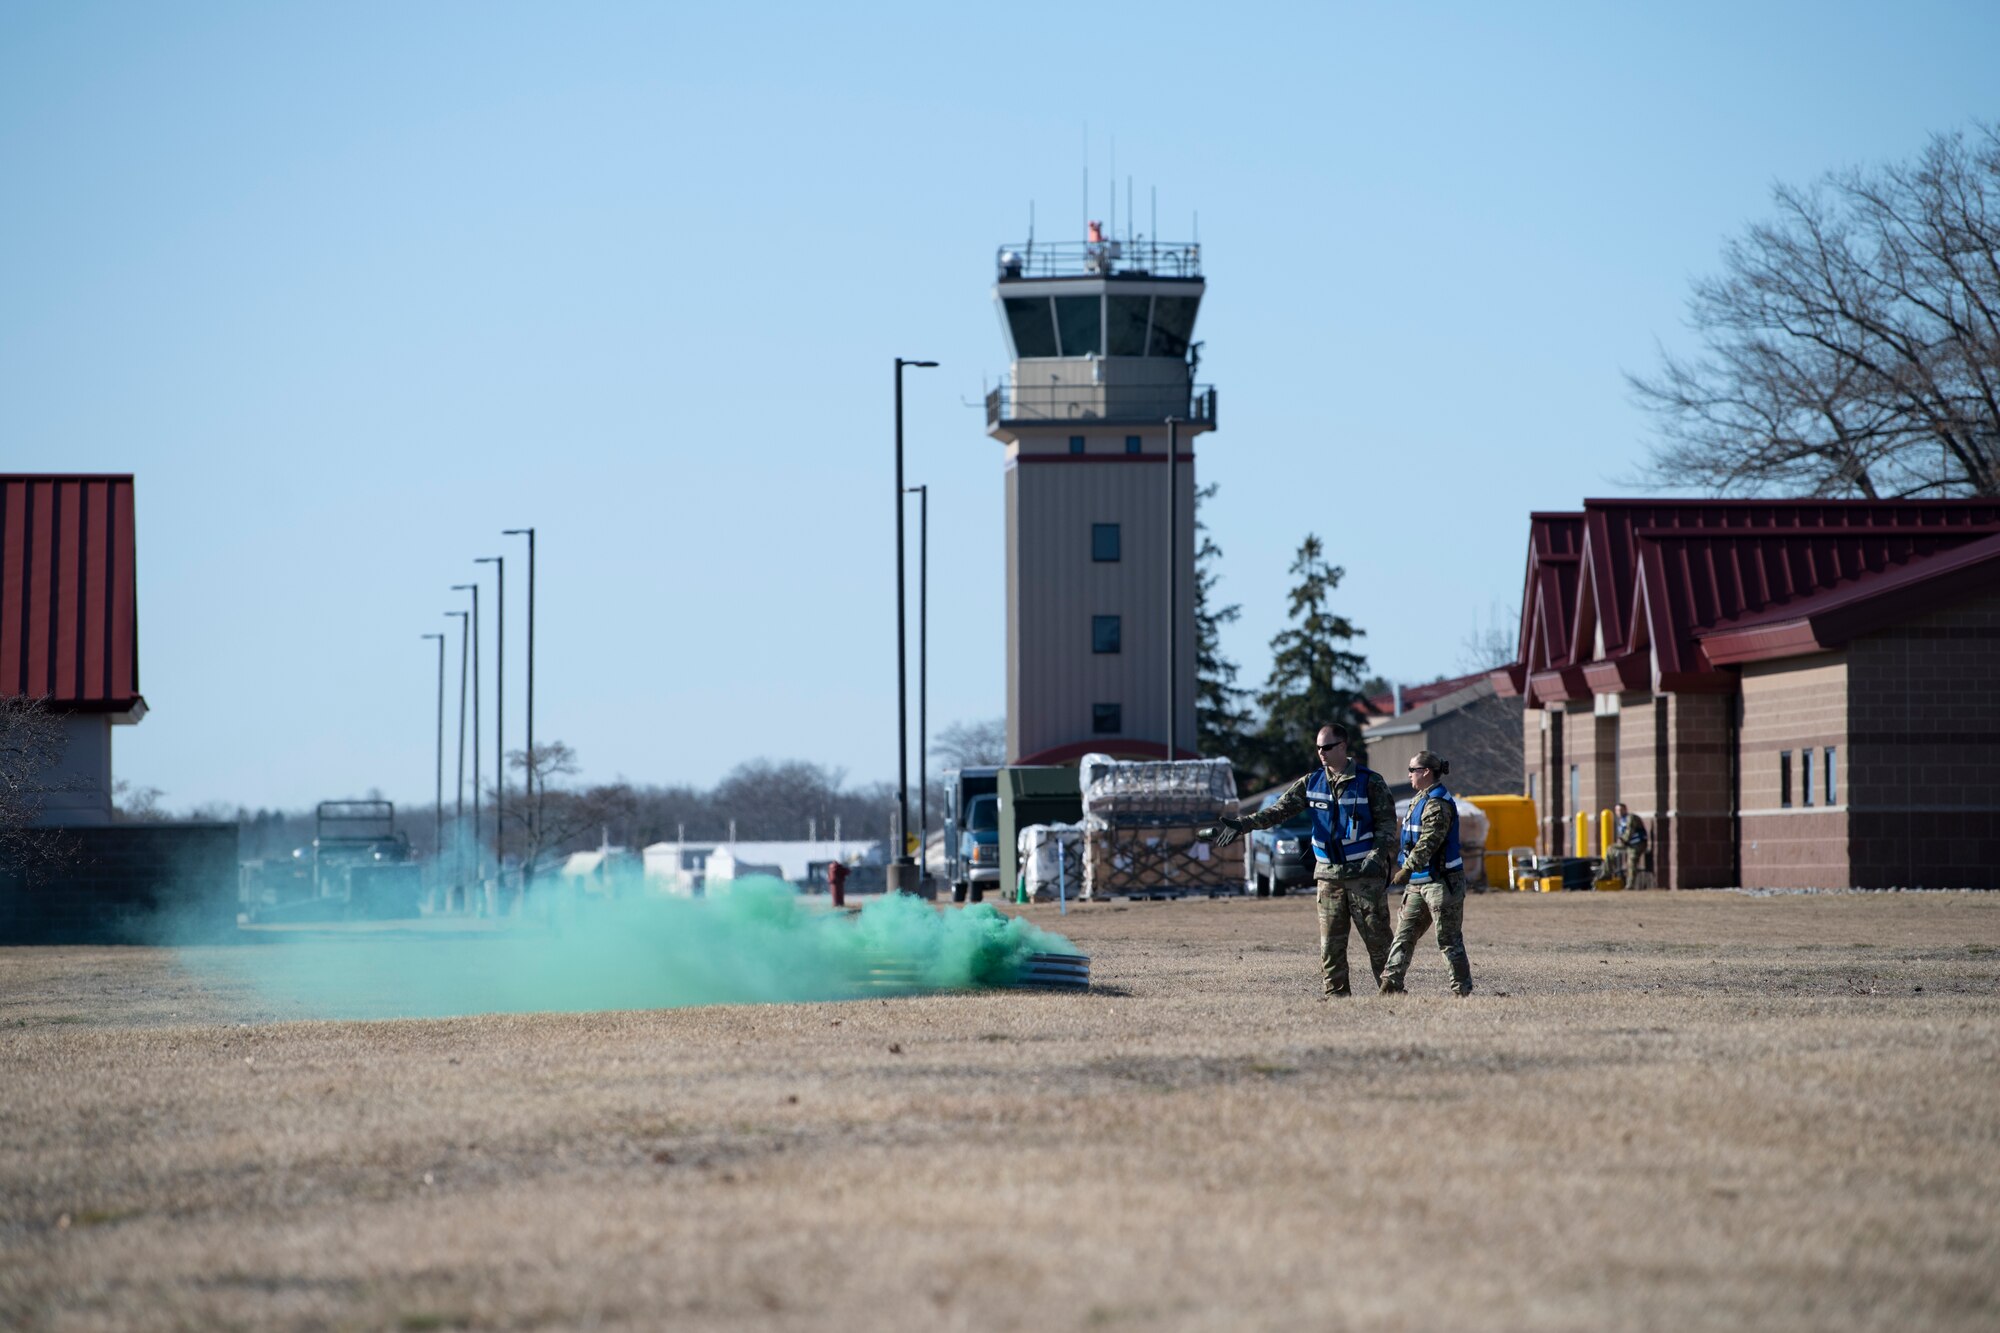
[998,766,1083,900]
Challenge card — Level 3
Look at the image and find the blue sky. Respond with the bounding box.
[4,2,1995,812]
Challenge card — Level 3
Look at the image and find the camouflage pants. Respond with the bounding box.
[1384,875,1473,994]
[1316,875,1391,995]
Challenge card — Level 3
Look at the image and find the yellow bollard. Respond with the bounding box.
[1600,809,1614,861]
[1573,811,1589,858]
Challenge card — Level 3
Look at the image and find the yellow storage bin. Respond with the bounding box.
[1538,875,1563,893]
[1593,876,1626,892]
[1470,795,1538,888]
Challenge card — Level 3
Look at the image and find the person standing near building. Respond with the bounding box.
[1613,802,1649,888]
[1200,723,1398,996]
[1381,750,1474,997]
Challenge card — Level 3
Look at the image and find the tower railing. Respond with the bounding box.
[996,240,1202,281]
[987,383,1217,429]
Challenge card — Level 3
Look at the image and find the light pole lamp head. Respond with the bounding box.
[451,583,474,592]
[898,358,939,369]
[904,484,926,495]
[475,556,500,566]
[502,528,532,536]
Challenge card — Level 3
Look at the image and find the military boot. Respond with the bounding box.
[1449,955,1474,997]
[1378,975,1405,995]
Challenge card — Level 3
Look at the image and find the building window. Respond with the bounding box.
[1069,435,1085,455]
[1092,703,1122,735]
[1125,435,1142,454]
[1801,748,1815,807]
[1054,295,1101,357]
[1092,615,1121,654]
[1779,751,1793,808]
[1092,523,1120,562]
[1527,773,1537,804]
[1569,764,1579,814]
[1825,747,1838,805]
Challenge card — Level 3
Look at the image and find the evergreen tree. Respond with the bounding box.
[1192,483,1253,769]
[1249,534,1371,788]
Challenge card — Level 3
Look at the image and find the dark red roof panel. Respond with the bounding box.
[0,475,141,712]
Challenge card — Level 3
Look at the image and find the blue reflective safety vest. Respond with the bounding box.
[1304,765,1380,867]
[1399,783,1464,884]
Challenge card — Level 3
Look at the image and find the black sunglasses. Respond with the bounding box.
[1316,741,1346,751]
[1407,765,1428,773]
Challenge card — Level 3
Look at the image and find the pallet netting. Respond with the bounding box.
[1081,822,1245,899]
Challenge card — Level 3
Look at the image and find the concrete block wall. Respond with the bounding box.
[1664,692,1736,888]
[0,823,240,943]
[1844,587,2000,888]
[1522,706,1566,854]
[1738,653,1851,887]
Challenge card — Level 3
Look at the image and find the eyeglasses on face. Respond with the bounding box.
[1316,741,1345,752]
[1407,766,1428,773]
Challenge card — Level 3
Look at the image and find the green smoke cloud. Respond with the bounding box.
[178,879,1080,1020]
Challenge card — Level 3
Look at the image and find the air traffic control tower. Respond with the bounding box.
[987,230,1216,764]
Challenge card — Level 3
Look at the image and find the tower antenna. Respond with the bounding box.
[1082,123,1089,239]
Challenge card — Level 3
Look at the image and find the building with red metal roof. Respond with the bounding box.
[1495,498,2000,888]
[1,474,144,825]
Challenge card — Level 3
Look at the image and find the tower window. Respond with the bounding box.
[1092,703,1122,735]
[1069,435,1085,455]
[1779,751,1793,808]
[1092,523,1120,561]
[1092,615,1121,654]
[1148,295,1200,358]
[1825,747,1838,805]
[1003,297,1058,358]
[1801,748,1814,807]
[1054,295,1101,357]
[1125,435,1142,454]
[1107,295,1151,356]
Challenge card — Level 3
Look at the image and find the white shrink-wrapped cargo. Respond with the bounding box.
[1078,755,1238,823]
[1016,823,1085,902]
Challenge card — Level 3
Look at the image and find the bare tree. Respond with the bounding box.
[1457,602,1521,674]
[1632,122,2000,497]
[934,718,1006,769]
[0,696,70,866]
[507,740,580,875]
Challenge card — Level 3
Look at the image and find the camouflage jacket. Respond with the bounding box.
[1243,761,1398,881]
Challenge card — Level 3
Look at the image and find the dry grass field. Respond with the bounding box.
[3,890,1998,1332]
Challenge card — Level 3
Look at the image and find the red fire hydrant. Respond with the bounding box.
[826,859,849,909]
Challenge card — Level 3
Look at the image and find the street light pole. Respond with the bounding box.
[476,554,504,887]
[446,609,469,907]
[422,633,444,861]
[452,582,480,882]
[904,483,928,878]
[891,356,937,895]
[503,527,535,878]
[1166,415,1180,762]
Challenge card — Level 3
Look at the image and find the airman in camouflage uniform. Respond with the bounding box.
[1381,749,1474,997]
[1203,724,1397,996]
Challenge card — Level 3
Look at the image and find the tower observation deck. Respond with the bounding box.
[988,229,1216,766]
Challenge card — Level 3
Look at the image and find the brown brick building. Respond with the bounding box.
[1494,500,2000,889]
